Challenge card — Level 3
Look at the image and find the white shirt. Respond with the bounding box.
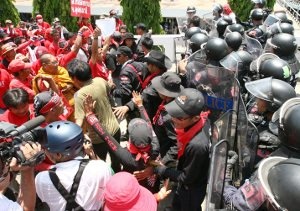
[0,194,22,211]
[35,157,112,211]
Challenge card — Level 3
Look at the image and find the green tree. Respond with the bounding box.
[120,0,162,34]
[0,0,20,26]
[33,0,79,31]
[228,0,276,21]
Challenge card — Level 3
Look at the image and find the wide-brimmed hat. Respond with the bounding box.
[152,72,183,98]
[144,50,172,71]
[1,42,16,56]
[8,59,32,73]
[104,172,157,211]
[165,88,205,118]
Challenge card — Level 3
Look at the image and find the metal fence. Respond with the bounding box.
[277,0,300,24]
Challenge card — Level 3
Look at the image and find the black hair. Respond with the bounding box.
[119,25,128,31]
[67,59,92,82]
[3,88,29,108]
[190,15,201,27]
[141,37,153,50]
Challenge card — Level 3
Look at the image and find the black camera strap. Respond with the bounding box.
[48,159,89,211]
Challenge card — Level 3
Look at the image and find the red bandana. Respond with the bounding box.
[127,141,151,163]
[142,71,161,89]
[152,99,166,125]
[176,111,210,159]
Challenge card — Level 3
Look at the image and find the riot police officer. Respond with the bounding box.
[223,97,300,211]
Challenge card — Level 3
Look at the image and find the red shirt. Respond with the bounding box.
[48,42,59,56]
[58,51,77,68]
[0,104,35,126]
[89,60,109,80]
[9,77,35,102]
[0,69,12,109]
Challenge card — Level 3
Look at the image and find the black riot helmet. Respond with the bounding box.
[276,97,300,151]
[269,22,294,36]
[258,157,300,211]
[189,33,209,53]
[213,3,223,14]
[222,15,233,25]
[217,20,229,37]
[227,23,245,36]
[250,8,264,21]
[274,11,288,22]
[236,50,253,74]
[185,27,202,40]
[245,77,296,112]
[260,58,292,82]
[268,33,297,57]
[251,0,266,8]
[225,32,243,51]
[205,38,229,61]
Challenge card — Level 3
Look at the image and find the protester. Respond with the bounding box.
[68,59,121,172]
[103,172,171,211]
[151,88,211,211]
[0,88,35,125]
[8,59,35,102]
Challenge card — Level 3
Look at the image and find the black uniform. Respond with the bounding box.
[112,60,148,105]
[155,122,210,211]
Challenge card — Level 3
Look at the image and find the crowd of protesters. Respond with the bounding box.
[0,1,300,210]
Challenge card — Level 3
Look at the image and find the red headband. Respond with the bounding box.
[39,93,61,114]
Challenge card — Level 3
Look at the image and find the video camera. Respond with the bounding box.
[0,116,47,171]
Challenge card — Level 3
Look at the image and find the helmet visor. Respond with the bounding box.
[245,77,273,102]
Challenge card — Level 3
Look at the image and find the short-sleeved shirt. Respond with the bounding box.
[74,77,119,144]
[35,158,112,211]
[0,194,22,211]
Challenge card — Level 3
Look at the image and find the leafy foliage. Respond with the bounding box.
[228,0,276,21]
[120,0,163,34]
[33,0,79,31]
[0,0,20,26]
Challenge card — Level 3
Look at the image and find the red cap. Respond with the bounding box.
[8,59,32,73]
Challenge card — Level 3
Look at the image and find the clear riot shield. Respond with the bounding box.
[206,139,229,210]
[234,94,259,186]
[173,36,187,73]
[185,60,240,124]
[176,17,188,34]
[245,34,263,59]
[200,12,214,31]
[212,110,237,148]
[263,14,281,28]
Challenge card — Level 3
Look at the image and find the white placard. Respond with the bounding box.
[95,18,116,38]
